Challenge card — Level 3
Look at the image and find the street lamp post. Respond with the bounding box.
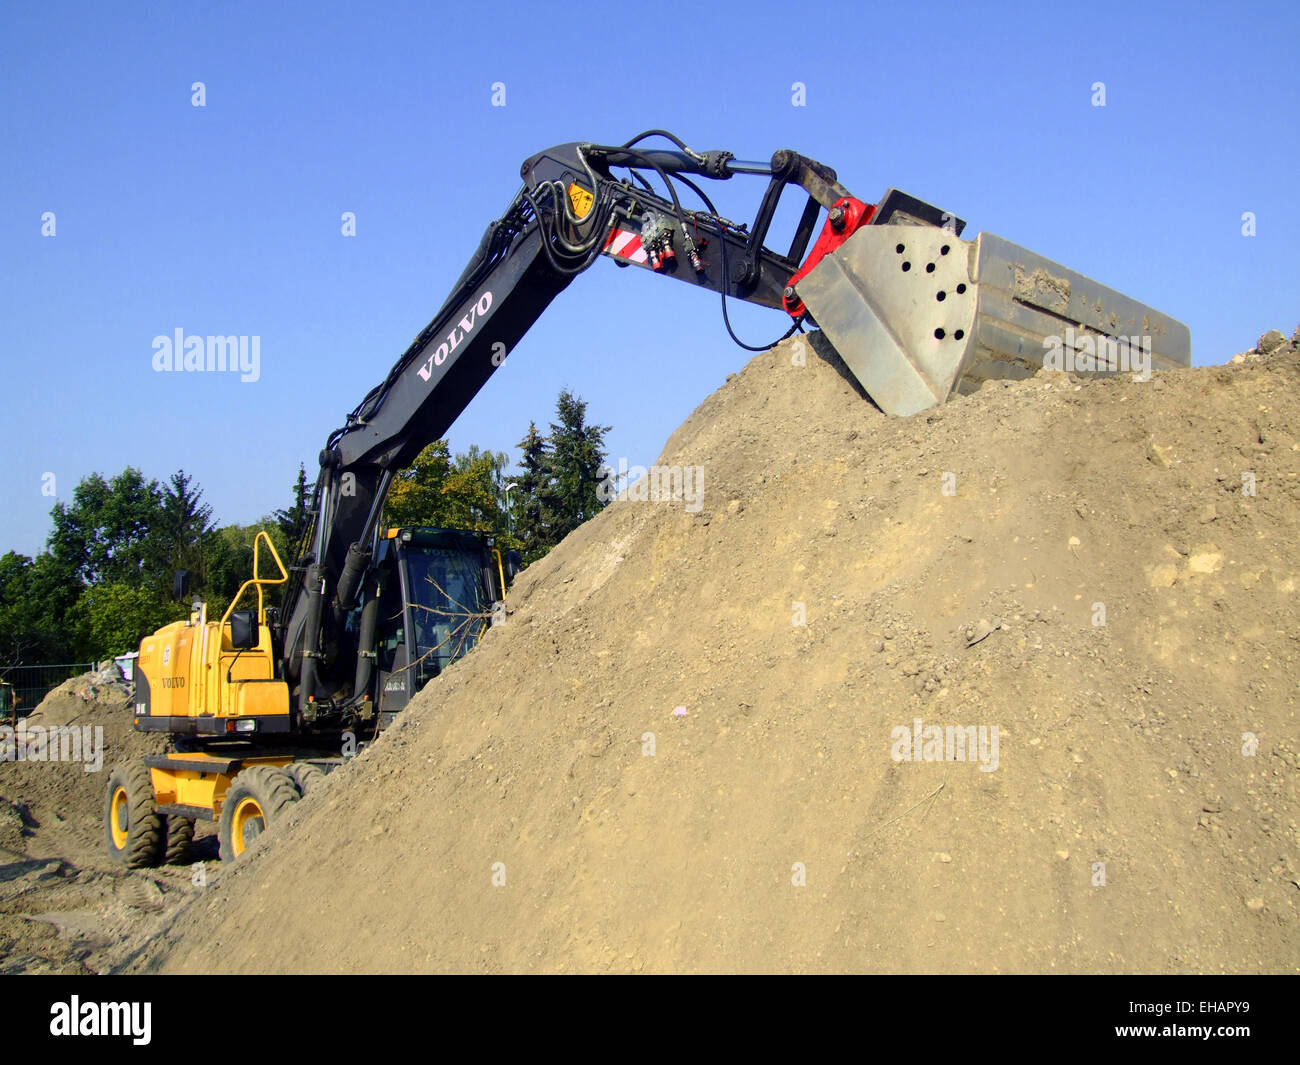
[503,482,519,539]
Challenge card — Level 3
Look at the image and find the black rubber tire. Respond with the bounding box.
[285,762,325,798]
[163,816,195,865]
[218,766,300,862]
[103,761,165,868]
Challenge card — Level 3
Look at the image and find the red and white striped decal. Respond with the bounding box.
[602,227,648,264]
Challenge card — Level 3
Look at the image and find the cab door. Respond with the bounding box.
[374,556,413,718]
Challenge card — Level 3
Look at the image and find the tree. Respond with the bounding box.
[274,464,312,547]
[0,552,41,665]
[73,582,185,662]
[0,465,311,667]
[512,421,555,562]
[382,440,518,541]
[545,389,611,543]
[384,440,455,529]
[0,552,77,666]
[47,469,165,588]
[157,469,216,586]
[446,446,511,534]
[507,394,611,564]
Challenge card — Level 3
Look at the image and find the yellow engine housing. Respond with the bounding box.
[133,531,291,739]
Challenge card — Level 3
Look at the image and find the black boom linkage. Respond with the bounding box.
[279,132,863,725]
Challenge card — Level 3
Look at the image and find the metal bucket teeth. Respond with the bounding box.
[798,224,1191,417]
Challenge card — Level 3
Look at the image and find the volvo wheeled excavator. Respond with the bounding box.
[104,130,1191,866]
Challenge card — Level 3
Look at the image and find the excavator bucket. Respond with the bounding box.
[798,223,1191,417]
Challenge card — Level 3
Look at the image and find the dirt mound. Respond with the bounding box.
[1233,326,1300,364]
[2,669,167,833]
[140,332,1298,974]
[0,671,186,974]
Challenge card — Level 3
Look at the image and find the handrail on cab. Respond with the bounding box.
[219,530,290,628]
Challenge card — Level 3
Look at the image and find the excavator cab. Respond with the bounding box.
[365,527,507,724]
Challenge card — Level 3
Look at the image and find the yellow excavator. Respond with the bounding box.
[104,129,1190,866]
[105,527,512,864]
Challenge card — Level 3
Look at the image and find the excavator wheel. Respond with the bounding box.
[218,765,300,862]
[286,762,325,798]
[104,761,165,868]
[164,815,195,865]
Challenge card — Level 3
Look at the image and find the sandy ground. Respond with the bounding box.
[0,674,211,973]
[4,327,1297,974]
[135,328,1300,974]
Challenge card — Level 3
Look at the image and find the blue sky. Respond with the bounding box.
[1,0,1296,557]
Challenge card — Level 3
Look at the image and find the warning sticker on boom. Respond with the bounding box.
[567,182,594,219]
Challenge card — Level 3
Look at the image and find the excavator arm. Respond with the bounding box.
[276,131,1190,727]
[280,132,920,722]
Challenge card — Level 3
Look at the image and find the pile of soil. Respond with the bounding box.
[96,330,1300,971]
[3,670,165,829]
[0,671,190,974]
[1233,326,1300,364]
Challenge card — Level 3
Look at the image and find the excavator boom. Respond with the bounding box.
[273,130,1189,729]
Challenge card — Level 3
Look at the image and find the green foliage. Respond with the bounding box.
[512,421,556,563]
[274,464,312,547]
[0,390,611,668]
[383,442,519,551]
[546,389,611,541]
[0,552,76,664]
[73,582,186,662]
[0,467,283,668]
[385,440,455,528]
[48,468,164,588]
[447,445,512,534]
[509,392,611,562]
[157,469,216,589]
[203,522,292,617]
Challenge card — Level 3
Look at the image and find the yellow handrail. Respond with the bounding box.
[220,530,290,627]
[491,548,507,600]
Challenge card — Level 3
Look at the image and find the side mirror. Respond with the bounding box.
[230,610,260,650]
[505,551,523,583]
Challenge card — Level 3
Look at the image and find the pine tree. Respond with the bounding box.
[546,390,611,543]
[159,469,216,589]
[513,421,554,562]
[274,464,312,546]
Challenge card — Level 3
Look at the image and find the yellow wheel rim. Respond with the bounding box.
[230,796,266,856]
[109,787,130,850]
